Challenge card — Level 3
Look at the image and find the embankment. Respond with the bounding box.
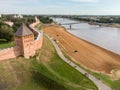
[43,25,120,74]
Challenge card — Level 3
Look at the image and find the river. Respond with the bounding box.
[53,18,120,55]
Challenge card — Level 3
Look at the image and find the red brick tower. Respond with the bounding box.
[14,23,35,58]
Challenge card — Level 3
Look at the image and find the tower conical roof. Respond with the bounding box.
[15,23,33,36]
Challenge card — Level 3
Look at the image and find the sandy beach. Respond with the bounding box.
[43,25,120,74]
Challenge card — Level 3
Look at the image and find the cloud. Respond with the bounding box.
[70,0,98,2]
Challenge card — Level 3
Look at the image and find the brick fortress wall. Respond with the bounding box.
[29,26,43,51]
[0,22,43,61]
[0,46,21,60]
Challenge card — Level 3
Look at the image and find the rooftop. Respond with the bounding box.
[15,23,34,36]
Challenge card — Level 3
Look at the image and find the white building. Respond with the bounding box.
[4,21,14,27]
[14,14,23,18]
[0,14,1,18]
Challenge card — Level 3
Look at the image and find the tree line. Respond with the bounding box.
[0,15,53,42]
[72,17,120,23]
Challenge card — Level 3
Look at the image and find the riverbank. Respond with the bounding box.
[89,22,120,28]
[101,23,120,28]
[43,25,120,74]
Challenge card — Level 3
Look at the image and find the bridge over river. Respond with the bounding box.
[59,23,80,29]
[59,22,102,29]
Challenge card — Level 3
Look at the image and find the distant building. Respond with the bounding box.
[0,14,1,18]
[14,14,23,18]
[4,21,14,27]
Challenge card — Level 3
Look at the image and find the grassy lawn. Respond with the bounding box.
[32,35,98,90]
[38,24,43,30]
[87,70,120,90]
[0,57,50,90]
[0,39,15,49]
[35,23,43,30]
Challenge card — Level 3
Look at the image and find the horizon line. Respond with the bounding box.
[1,13,120,16]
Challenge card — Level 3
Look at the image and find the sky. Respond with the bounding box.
[0,0,120,15]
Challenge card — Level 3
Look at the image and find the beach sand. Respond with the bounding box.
[43,25,120,74]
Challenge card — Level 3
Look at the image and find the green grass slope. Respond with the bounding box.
[0,35,98,90]
[32,35,98,90]
[0,39,14,49]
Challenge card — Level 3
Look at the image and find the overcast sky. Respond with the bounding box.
[0,0,120,15]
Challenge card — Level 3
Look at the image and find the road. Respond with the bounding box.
[45,33,112,90]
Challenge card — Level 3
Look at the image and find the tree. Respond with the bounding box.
[38,16,53,24]
[0,24,13,41]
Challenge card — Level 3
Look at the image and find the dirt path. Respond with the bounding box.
[44,25,120,74]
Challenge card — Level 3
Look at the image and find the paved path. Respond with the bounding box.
[45,34,111,90]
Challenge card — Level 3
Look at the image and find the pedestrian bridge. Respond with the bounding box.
[59,23,80,29]
[59,22,103,28]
